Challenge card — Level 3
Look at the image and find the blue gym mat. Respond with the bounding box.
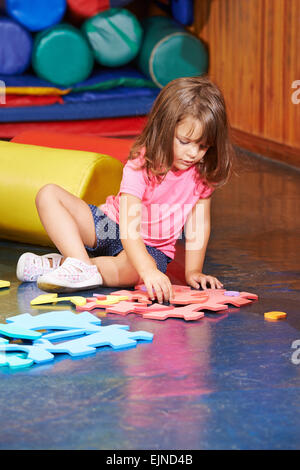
[0,66,160,122]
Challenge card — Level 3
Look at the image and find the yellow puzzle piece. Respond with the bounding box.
[0,280,10,289]
[264,311,287,321]
[94,295,129,306]
[31,293,87,307]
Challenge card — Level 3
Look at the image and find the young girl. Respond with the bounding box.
[16,75,234,304]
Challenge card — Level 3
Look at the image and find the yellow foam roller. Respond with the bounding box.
[0,141,123,246]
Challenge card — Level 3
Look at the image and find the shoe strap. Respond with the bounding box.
[42,254,61,270]
[59,257,94,275]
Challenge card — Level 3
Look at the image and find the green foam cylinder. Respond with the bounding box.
[82,8,143,67]
[32,24,94,87]
[136,16,208,88]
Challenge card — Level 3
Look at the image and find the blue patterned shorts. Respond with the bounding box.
[85,204,172,274]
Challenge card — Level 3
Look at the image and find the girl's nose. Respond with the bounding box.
[187,145,199,158]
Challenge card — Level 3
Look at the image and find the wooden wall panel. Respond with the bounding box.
[191,0,300,167]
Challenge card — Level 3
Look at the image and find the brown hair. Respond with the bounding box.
[129,75,235,188]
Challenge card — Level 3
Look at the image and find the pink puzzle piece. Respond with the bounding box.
[105,301,204,321]
[134,284,191,293]
[76,301,106,312]
[110,289,152,304]
[105,301,149,316]
[142,304,205,321]
[170,288,258,311]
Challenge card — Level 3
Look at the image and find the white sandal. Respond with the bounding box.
[16,252,63,282]
[37,257,103,293]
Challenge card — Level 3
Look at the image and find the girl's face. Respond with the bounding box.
[172,116,209,171]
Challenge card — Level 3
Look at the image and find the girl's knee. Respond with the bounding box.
[35,183,61,209]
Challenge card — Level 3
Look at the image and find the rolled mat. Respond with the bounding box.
[0,18,32,75]
[67,0,110,23]
[136,16,208,88]
[171,0,194,26]
[12,131,134,164]
[32,24,94,87]
[66,1,132,24]
[5,0,67,32]
[82,8,143,67]
[0,140,123,246]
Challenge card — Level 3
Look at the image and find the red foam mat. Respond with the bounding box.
[12,130,135,164]
[0,116,147,140]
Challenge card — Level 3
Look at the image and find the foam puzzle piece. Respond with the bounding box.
[76,295,130,311]
[134,284,191,293]
[0,323,42,340]
[110,289,152,304]
[0,341,55,364]
[264,311,287,321]
[35,324,153,356]
[105,301,149,316]
[106,301,204,321]
[142,304,205,321]
[92,294,130,303]
[0,351,34,369]
[30,293,87,306]
[169,288,258,310]
[6,310,102,334]
[0,280,10,289]
[41,328,88,341]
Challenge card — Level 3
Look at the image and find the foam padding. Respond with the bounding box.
[32,24,94,87]
[0,116,148,139]
[0,18,33,75]
[82,8,143,67]
[67,0,110,23]
[137,16,208,88]
[0,141,123,246]
[11,131,134,164]
[5,0,67,32]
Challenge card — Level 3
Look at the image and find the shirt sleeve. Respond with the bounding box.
[119,158,147,200]
[200,183,215,199]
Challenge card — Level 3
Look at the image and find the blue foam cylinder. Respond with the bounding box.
[0,17,32,74]
[5,0,67,32]
[171,0,194,26]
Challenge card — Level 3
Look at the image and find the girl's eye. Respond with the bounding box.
[179,139,189,145]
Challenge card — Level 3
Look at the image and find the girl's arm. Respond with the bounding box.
[119,193,173,303]
[184,197,223,290]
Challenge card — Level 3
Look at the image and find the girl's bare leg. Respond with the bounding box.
[91,250,142,287]
[35,184,96,264]
[36,184,142,286]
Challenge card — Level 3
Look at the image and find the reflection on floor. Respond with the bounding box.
[0,150,299,450]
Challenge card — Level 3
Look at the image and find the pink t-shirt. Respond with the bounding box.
[100,154,214,259]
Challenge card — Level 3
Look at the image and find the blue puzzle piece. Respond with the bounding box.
[35,324,154,357]
[0,352,34,369]
[6,311,102,334]
[0,342,54,364]
[0,323,41,340]
[41,328,88,341]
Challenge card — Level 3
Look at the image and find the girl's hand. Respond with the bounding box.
[186,271,223,290]
[143,268,173,304]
